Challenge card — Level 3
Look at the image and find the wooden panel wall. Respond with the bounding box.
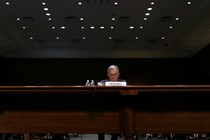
[0,58,209,85]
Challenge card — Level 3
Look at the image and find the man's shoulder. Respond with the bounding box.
[118,79,126,82]
[100,79,110,83]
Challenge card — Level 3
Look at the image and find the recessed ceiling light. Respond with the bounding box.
[17,18,20,21]
[90,26,95,29]
[176,17,179,20]
[100,26,105,29]
[130,26,134,29]
[144,18,147,20]
[169,26,173,29]
[42,2,46,5]
[162,36,165,40]
[82,37,86,40]
[78,2,82,5]
[148,8,152,11]
[140,26,143,29]
[187,1,191,5]
[44,8,48,11]
[110,26,114,29]
[109,37,112,40]
[61,26,66,29]
[114,2,118,5]
[52,26,55,29]
[135,37,138,40]
[112,18,116,21]
[30,37,34,40]
[80,17,84,21]
[22,27,26,29]
[48,18,52,20]
[145,13,150,16]
[81,26,85,29]
[6,2,10,5]
[56,37,60,40]
[151,2,155,5]
[46,13,50,16]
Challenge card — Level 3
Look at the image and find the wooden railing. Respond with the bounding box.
[1,85,210,140]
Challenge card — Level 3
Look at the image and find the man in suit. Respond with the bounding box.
[100,65,126,84]
[99,65,126,140]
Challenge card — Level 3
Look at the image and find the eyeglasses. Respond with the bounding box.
[108,73,119,77]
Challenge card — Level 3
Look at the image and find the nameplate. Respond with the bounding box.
[105,82,127,86]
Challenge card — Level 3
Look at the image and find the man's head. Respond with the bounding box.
[107,65,120,82]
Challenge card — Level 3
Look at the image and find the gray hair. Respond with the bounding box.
[107,65,119,72]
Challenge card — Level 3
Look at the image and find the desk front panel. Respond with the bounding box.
[0,91,122,134]
[133,91,210,134]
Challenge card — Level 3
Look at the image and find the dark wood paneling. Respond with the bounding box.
[0,58,209,85]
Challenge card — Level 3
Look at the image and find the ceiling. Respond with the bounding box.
[0,0,210,58]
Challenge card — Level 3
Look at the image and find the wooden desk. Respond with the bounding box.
[1,85,210,140]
